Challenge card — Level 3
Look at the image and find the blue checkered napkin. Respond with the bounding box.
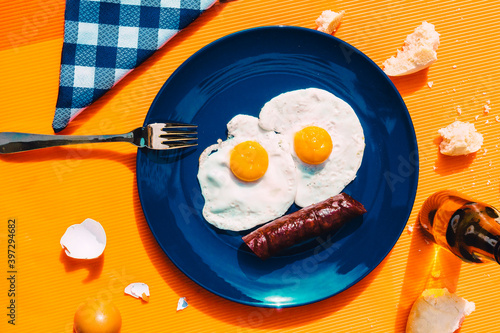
[53,0,217,132]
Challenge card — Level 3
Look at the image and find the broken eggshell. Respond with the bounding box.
[177,297,188,311]
[60,218,106,259]
[124,283,150,302]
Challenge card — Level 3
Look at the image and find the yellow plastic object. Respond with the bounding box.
[2,1,500,332]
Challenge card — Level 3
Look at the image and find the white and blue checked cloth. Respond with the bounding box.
[53,0,217,132]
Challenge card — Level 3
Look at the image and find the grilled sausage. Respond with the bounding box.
[242,193,366,260]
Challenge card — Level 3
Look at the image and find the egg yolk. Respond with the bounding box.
[294,126,333,164]
[230,141,269,182]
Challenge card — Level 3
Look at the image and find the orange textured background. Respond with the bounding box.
[1,0,500,332]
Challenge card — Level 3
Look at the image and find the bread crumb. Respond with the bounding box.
[484,104,491,113]
[483,148,488,155]
[315,10,345,34]
[475,115,479,120]
[427,81,433,88]
[495,115,500,122]
[407,225,414,234]
[383,21,440,76]
[485,120,489,124]
[438,121,483,156]
[456,106,462,115]
[487,180,491,185]
[453,65,457,69]
[433,166,437,170]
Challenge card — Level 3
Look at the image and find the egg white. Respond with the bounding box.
[197,115,298,231]
[259,88,365,207]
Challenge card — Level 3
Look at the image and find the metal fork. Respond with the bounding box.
[0,123,198,154]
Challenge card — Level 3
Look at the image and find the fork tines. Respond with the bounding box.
[162,123,198,130]
[160,123,198,149]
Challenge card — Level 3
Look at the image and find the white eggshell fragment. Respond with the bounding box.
[60,218,106,259]
[177,297,188,311]
[124,283,150,302]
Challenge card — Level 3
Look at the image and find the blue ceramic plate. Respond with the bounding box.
[137,26,418,307]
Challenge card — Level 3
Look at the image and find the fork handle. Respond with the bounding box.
[0,132,134,153]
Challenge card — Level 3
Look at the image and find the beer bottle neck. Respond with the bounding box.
[465,227,500,264]
[451,204,500,264]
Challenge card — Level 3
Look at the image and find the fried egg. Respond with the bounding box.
[197,115,297,231]
[259,88,365,207]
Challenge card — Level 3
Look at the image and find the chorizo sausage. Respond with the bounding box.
[242,193,366,260]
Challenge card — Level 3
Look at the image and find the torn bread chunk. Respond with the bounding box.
[315,10,345,34]
[438,121,483,156]
[383,21,440,76]
[406,288,475,333]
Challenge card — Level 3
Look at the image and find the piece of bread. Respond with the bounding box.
[438,120,483,156]
[315,10,345,34]
[406,288,475,333]
[383,21,440,76]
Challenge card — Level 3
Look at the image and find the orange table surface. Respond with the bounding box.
[2,0,500,332]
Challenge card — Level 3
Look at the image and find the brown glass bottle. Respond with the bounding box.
[418,190,500,263]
